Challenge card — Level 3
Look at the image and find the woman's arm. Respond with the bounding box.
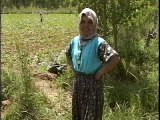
[65,44,76,73]
[96,40,120,80]
[95,55,120,80]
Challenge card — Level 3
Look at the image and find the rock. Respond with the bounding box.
[33,73,57,81]
[39,73,57,81]
[1,100,11,107]
[48,63,67,75]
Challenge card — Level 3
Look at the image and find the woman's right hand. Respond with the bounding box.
[95,72,103,80]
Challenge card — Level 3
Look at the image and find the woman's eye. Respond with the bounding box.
[80,20,93,25]
[88,20,93,24]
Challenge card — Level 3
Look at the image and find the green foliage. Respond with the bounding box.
[2,0,78,10]
[4,89,55,120]
[1,70,22,101]
[56,67,75,91]
[102,76,158,120]
[2,6,77,14]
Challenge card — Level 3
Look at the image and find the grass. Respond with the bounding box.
[2,13,78,73]
[2,13,158,120]
[2,13,78,120]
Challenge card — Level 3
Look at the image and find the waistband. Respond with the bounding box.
[75,71,95,76]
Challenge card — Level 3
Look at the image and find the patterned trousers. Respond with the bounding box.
[72,74,104,120]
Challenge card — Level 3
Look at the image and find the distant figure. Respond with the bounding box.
[149,31,156,39]
[149,28,157,39]
[145,28,157,47]
[65,8,120,120]
[40,12,43,22]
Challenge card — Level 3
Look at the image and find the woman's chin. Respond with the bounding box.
[81,33,90,37]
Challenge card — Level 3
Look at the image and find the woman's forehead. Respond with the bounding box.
[81,15,93,21]
[80,12,97,24]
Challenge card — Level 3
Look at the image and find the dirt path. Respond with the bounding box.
[35,79,59,102]
[34,73,72,112]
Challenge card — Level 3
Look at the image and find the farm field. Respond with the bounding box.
[2,13,78,120]
[2,14,78,69]
[1,14,158,120]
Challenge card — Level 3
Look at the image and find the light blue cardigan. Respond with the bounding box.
[70,36,105,74]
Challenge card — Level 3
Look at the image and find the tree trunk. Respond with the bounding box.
[111,0,118,50]
[102,0,107,40]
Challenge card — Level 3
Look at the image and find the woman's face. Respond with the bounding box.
[79,15,94,37]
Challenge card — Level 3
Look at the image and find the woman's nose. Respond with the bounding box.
[84,22,89,27]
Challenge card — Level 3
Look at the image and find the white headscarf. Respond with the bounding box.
[79,8,98,40]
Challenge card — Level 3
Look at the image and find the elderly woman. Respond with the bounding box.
[66,8,120,120]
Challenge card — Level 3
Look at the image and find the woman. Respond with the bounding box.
[66,8,120,120]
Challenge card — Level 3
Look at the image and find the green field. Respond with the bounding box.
[2,14,158,120]
[2,14,78,68]
[2,14,78,120]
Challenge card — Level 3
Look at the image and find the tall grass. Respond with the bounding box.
[3,41,39,119]
[102,78,158,120]
[2,39,65,120]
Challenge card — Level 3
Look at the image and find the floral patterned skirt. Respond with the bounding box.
[72,73,104,120]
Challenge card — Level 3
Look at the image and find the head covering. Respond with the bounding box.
[79,8,98,40]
